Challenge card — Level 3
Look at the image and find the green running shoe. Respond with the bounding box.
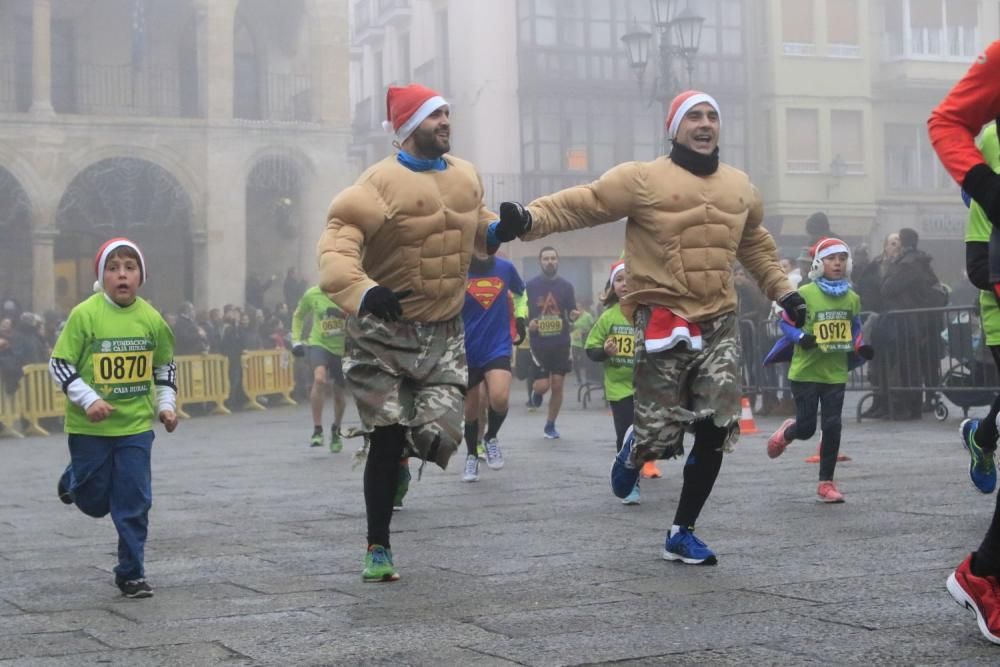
[309,430,323,447]
[329,429,343,453]
[476,441,486,461]
[362,545,400,582]
[393,460,411,511]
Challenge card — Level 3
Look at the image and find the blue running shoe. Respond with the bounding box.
[622,482,640,505]
[544,422,560,439]
[530,391,544,408]
[961,419,997,494]
[663,527,718,565]
[611,426,641,498]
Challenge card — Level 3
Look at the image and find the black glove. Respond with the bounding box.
[359,287,412,322]
[291,343,305,358]
[495,202,533,242]
[326,307,339,317]
[778,291,808,328]
[857,344,875,360]
[963,163,1000,226]
[799,334,817,349]
[513,317,526,346]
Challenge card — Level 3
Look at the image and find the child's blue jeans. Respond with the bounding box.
[60,431,154,582]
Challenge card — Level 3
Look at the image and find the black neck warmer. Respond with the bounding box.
[669,140,719,176]
[470,255,495,274]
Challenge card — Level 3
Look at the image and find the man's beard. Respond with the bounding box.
[541,265,557,277]
[411,126,449,158]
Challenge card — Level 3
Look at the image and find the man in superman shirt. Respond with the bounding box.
[460,252,527,482]
[929,38,1000,646]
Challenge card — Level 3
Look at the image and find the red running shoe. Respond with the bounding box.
[947,554,1000,645]
[767,419,795,459]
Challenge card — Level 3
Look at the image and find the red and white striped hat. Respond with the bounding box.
[808,236,852,279]
[381,83,448,144]
[609,260,626,284]
[665,90,721,139]
[93,237,146,292]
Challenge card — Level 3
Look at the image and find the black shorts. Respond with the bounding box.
[531,345,572,379]
[468,356,511,389]
[307,346,345,386]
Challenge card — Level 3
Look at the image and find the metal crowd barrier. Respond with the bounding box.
[240,349,297,411]
[19,363,65,436]
[174,354,232,419]
[0,381,23,437]
[739,305,1000,422]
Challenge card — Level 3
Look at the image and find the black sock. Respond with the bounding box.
[673,421,725,528]
[364,424,405,549]
[313,425,322,435]
[485,408,507,441]
[975,394,1000,453]
[464,419,479,457]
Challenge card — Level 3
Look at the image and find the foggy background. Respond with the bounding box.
[0,0,986,318]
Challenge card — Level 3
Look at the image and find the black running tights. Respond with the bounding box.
[610,396,634,452]
[673,420,726,529]
[973,347,1000,575]
[364,424,405,549]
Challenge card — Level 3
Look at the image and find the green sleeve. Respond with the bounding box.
[513,290,528,320]
[291,291,310,342]
[967,125,1000,243]
[585,310,611,349]
[153,311,175,366]
[51,304,88,366]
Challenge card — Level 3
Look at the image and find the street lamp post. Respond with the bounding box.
[621,0,705,152]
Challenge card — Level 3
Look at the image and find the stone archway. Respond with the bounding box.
[245,152,304,307]
[0,167,33,311]
[56,157,194,312]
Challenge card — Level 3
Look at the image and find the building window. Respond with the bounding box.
[781,0,815,55]
[885,123,953,191]
[884,0,978,60]
[827,0,860,57]
[831,110,864,174]
[398,33,410,82]
[786,108,819,172]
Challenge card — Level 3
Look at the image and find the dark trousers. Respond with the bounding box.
[609,395,634,452]
[60,431,154,582]
[974,346,1000,574]
[364,424,405,548]
[785,381,846,481]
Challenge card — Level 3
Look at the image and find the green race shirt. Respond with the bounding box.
[788,282,860,385]
[52,293,175,436]
[585,303,635,401]
[570,310,595,349]
[965,124,1000,345]
[291,286,346,355]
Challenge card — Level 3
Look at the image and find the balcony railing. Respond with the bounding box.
[235,72,313,122]
[377,0,408,13]
[884,26,978,61]
[50,62,200,118]
[480,173,596,209]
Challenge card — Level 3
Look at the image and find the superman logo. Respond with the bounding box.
[467,277,505,310]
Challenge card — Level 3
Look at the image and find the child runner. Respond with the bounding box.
[291,285,347,452]
[51,238,177,598]
[764,237,873,502]
[585,261,650,504]
[460,252,527,481]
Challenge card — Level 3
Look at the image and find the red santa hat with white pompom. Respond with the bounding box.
[382,84,449,144]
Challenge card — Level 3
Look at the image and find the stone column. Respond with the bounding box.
[309,1,350,125]
[31,225,57,312]
[202,146,246,307]
[190,228,209,309]
[198,0,237,119]
[29,0,54,115]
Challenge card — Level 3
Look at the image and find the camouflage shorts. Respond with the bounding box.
[343,314,467,470]
[631,308,742,463]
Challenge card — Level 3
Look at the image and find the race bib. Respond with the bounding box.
[91,338,155,399]
[608,324,636,367]
[320,316,345,337]
[813,310,852,352]
[537,315,564,337]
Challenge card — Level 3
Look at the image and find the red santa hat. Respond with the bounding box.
[609,260,626,284]
[808,236,852,280]
[381,84,448,144]
[665,90,721,139]
[93,237,146,292]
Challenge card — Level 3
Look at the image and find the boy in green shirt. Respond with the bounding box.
[291,286,347,452]
[50,238,177,598]
[764,238,873,503]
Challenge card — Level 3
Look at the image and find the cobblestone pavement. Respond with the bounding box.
[2,387,1000,665]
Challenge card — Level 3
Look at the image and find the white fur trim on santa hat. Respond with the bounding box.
[609,261,625,284]
[93,238,146,293]
[667,92,721,139]
[807,238,852,280]
[388,95,448,144]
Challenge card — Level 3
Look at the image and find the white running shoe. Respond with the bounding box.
[484,437,504,470]
[462,454,479,482]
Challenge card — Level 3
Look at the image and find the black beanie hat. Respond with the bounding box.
[899,227,919,249]
[806,211,830,235]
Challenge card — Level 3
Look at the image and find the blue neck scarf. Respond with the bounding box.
[397,150,446,172]
[815,277,850,297]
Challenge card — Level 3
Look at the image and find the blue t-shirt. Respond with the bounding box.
[526,274,576,351]
[462,257,525,368]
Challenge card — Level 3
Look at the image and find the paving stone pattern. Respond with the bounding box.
[2,389,1000,665]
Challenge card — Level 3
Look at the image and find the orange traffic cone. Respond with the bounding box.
[739,397,758,434]
[805,444,852,463]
